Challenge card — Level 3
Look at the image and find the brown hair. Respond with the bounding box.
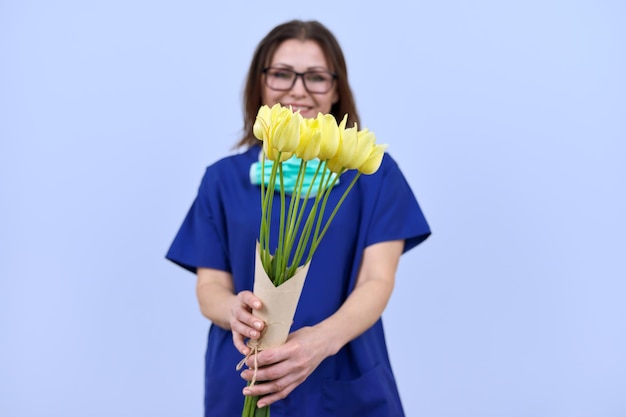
[235,20,360,148]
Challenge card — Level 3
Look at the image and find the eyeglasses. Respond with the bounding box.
[262,67,337,94]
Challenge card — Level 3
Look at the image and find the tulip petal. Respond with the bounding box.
[358,144,388,174]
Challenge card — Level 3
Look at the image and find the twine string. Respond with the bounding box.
[234,320,292,387]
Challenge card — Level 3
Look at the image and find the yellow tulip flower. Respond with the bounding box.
[358,143,388,174]
[346,128,376,170]
[270,106,301,153]
[332,122,373,170]
[328,121,353,167]
[317,113,340,160]
[296,117,322,161]
[254,104,301,161]
[253,105,272,141]
[263,139,293,162]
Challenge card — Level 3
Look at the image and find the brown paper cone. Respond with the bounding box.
[252,246,310,349]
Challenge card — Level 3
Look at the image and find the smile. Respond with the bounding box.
[284,104,312,112]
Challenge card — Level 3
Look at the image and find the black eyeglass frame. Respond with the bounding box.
[262,67,338,94]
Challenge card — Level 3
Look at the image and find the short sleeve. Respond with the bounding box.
[165,167,230,274]
[362,154,431,253]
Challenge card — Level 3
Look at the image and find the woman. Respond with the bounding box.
[166,20,430,417]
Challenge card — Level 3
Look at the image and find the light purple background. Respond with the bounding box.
[1,1,625,416]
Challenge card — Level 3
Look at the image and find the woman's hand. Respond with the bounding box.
[240,326,333,408]
[196,268,265,355]
[239,240,404,408]
[230,290,266,355]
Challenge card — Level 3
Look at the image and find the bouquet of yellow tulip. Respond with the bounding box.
[239,104,387,416]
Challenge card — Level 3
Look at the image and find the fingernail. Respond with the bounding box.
[258,402,266,408]
[243,388,251,395]
[253,302,261,309]
[254,321,262,330]
[250,330,258,338]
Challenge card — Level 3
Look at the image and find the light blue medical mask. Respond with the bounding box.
[250,154,339,198]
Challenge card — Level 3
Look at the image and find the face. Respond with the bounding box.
[262,39,339,119]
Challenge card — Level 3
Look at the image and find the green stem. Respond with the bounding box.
[282,159,307,278]
[241,380,271,417]
[288,162,329,275]
[310,171,361,259]
[303,166,342,264]
[314,165,338,231]
[275,162,286,285]
[258,154,266,252]
[261,154,281,276]
[242,394,270,417]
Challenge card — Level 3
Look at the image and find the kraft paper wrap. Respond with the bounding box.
[252,247,310,350]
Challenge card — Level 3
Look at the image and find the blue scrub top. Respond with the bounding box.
[166,145,430,417]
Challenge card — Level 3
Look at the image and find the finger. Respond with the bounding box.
[241,355,291,384]
[244,380,299,408]
[230,304,265,339]
[233,295,265,333]
[232,332,249,355]
[246,345,286,368]
[238,291,263,310]
[232,311,264,337]
[257,388,293,408]
[231,318,262,341]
